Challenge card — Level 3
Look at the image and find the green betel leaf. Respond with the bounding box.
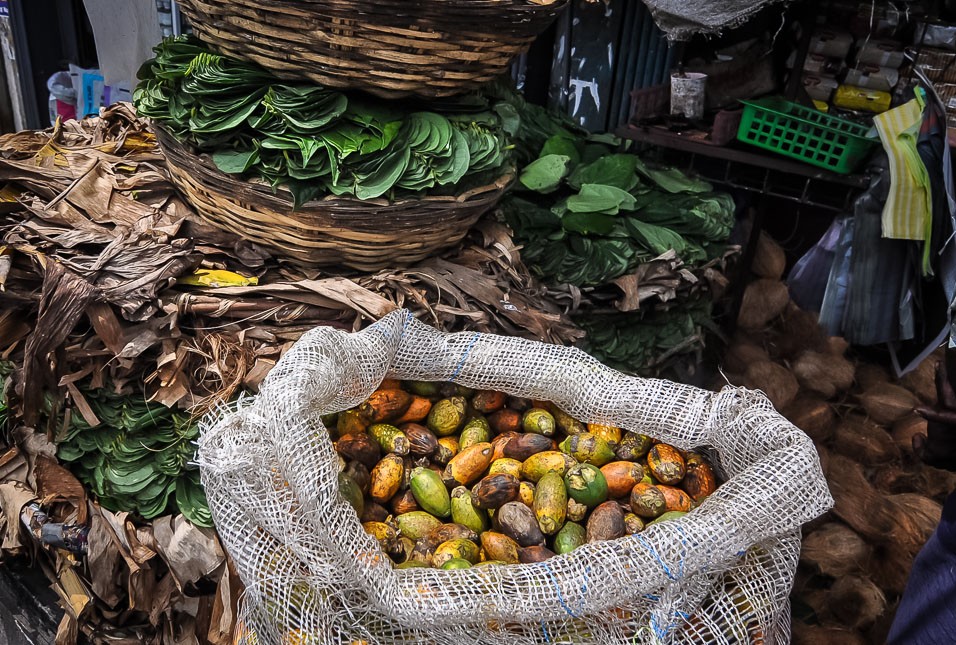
[562,212,617,235]
[541,134,581,165]
[567,154,639,191]
[566,184,637,215]
[212,149,259,174]
[353,147,411,200]
[519,154,572,193]
[634,158,712,194]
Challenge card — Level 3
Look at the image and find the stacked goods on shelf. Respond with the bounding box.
[501,96,738,376]
[718,232,949,644]
[913,44,956,128]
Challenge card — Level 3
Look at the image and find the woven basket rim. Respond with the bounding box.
[152,124,516,211]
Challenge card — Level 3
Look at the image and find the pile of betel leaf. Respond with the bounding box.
[51,388,212,527]
[134,38,514,206]
[500,103,734,287]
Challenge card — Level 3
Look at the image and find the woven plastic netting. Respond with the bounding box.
[197,310,832,644]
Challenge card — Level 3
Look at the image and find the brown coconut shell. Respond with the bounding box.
[887,493,942,551]
[855,363,891,390]
[768,305,830,360]
[828,575,887,631]
[792,350,856,399]
[791,622,867,645]
[722,339,771,374]
[737,279,790,330]
[870,542,918,595]
[827,336,850,357]
[891,415,927,458]
[871,466,923,495]
[827,454,900,544]
[858,383,919,425]
[915,465,956,502]
[900,357,939,406]
[783,395,836,443]
[752,231,787,280]
[800,522,873,578]
[830,415,899,466]
[743,360,799,410]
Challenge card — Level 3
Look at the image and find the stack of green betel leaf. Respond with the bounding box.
[51,388,212,527]
[135,38,513,206]
[502,134,735,287]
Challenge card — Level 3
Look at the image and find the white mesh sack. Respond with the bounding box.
[197,310,833,645]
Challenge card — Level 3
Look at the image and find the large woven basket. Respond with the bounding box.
[175,0,570,99]
[154,127,513,271]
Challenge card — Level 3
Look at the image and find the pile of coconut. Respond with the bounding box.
[717,233,951,645]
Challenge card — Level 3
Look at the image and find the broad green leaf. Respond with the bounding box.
[519,154,572,193]
[634,158,711,193]
[567,184,637,215]
[541,135,581,165]
[568,154,639,191]
[562,212,617,235]
[212,149,259,174]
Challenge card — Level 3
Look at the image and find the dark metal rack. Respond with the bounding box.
[617,124,869,212]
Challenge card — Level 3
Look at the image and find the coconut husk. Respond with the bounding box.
[800,522,872,578]
[866,493,942,595]
[752,231,786,280]
[900,356,939,406]
[869,542,918,595]
[791,622,867,645]
[914,465,956,502]
[743,360,799,409]
[783,395,836,443]
[830,415,899,466]
[891,415,926,458]
[767,304,829,360]
[871,466,923,495]
[828,575,887,631]
[827,336,850,357]
[792,350,856,399]
[855,363,891,390]
[858,383,919,425]
[722,339,770,374]
[737,279,790,330]
[827,453,899,544]
[887,493,941,551]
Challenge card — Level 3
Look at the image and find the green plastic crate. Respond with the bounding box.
[736,97,879,174]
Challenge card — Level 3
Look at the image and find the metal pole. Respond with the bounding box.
[171,0,182,37]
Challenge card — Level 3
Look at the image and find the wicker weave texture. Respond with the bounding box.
[175,0,570,99]
[155,127,512,271]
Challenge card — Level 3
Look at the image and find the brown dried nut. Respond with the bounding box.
[335,433,381,469]
[495,501,546,547]
[471,474,520,510]
[586,501,626,543]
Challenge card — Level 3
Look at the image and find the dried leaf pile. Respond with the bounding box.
[717,233,949,645]
[0,105,736,643]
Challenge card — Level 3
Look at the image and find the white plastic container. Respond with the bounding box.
[670,72,708,120]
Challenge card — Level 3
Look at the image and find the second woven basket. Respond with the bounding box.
[175,0,570,99]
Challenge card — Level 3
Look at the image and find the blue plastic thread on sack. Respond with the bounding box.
[543,563,581,619]
[635,534,678,580]
[450,333,481,380]
[540,621,552,643]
